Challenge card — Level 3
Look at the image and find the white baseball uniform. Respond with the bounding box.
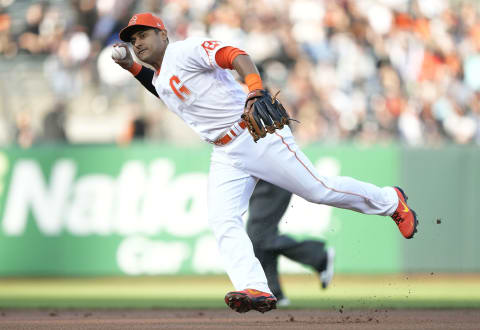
[150,37,399,293]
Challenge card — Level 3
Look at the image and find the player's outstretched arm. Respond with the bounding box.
[111,43,159,98]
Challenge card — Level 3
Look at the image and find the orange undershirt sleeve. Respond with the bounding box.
[215,46,247,70]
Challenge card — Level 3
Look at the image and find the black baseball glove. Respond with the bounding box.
[241,89,294,142]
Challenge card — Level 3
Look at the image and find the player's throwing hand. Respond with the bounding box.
[111,43,134,71]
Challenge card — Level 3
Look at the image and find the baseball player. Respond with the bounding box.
[113,13,418,314]
[247,179,335,307]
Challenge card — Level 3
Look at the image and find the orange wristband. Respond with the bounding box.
[245,73,263,91]
[128,62,142,76]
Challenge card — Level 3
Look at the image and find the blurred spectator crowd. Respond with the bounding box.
[1,0,480,147]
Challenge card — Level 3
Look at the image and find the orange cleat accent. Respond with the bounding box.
[391,187,418,239]
[224,289,277,313]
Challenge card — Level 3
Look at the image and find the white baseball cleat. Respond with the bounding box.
[320,247,335,289]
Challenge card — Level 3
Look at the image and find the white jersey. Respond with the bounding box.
[152,37,246,142]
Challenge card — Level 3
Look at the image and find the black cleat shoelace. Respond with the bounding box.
[392,212,404,225]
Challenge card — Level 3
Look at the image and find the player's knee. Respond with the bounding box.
[208,216,243,238]
[299,181,333,204]
[300,190,324,204]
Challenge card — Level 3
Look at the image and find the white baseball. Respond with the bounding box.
[112,46,127,60]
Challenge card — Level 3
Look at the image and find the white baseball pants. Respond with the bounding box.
[208,126,398,293]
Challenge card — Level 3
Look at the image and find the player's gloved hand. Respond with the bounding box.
[111,43,134,71]
[241,89,294,142]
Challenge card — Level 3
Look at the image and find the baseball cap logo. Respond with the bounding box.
[130,15,137,25]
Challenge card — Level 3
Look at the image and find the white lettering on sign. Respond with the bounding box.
[2,159,75,236]
[136,159,175,235]
[162,173,208,237]
[66,175,115,235]
[116,236,189,275]
[114,161,149,235]
[0,158,210,237]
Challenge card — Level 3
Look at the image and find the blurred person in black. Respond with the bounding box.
[40,101,68,143]
[246,179,335,307]
[117,108,150,145]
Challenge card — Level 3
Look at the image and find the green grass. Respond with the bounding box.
[0,274,479,309]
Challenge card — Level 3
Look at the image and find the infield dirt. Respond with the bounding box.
[0,308,478,329]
